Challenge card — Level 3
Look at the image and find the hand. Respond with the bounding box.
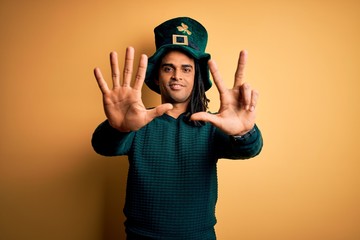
[190,50,258,136]
[94,47,173,132]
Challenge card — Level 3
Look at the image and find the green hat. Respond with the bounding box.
[145,17,212,94]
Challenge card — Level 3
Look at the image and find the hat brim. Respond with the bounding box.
[145,44,212,94]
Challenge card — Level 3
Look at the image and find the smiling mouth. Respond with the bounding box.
[169,83,184,90]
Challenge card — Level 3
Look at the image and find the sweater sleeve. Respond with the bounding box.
[214,124,263,160]
[91,120,135,156]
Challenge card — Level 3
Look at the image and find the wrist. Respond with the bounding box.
[107,120,131,133]
[231,127,256,142]
[233,125,255,137]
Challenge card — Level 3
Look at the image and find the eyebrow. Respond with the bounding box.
[161,63,193,68]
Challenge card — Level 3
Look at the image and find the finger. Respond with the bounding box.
[240,83,252,110]
[190,112,220,125]
[147,103,173,119]
[208,60,227,95]
[234,50,248,88]
[110,51,120,89]
[94,67,110,93]
[249,89,259,112]
[123,46,135,87]
[133,54,148,90]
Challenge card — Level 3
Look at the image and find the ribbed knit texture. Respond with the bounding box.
[92,113,263,240]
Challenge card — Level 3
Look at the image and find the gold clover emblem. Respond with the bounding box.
[177,23,192,35]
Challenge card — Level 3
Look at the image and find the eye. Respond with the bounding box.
[162,66,173,73]
[183,67,192,73]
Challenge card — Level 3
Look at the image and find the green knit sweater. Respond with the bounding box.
[92,113,263,240]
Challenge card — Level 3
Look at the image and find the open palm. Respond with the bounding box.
[94,47,172,132]
[191,50,258,136]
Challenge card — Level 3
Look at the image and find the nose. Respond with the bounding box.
[171,70,182,80]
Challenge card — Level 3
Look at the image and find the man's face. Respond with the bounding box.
[156,50,195,104]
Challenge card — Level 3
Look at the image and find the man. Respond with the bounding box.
[92,17,263,240]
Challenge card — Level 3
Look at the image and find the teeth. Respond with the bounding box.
[170,84,182,89]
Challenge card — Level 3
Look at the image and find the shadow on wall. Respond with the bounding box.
[101,156,129,240]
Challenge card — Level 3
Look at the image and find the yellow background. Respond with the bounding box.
[1,0,359,239]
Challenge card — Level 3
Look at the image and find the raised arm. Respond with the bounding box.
[94,47,173,132]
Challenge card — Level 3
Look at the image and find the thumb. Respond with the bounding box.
[148,103,173,118]
[190,112,219,124]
